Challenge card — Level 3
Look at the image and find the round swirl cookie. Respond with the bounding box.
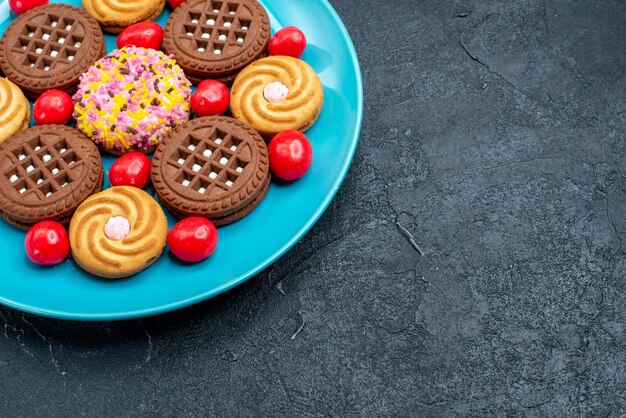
[151,116,270,226]
[0,78,30,144]
[82,0,166,33]
[73,46,192,155]
[163,0,271,85]
[0,125,104,230]
[230,56,324,138]
[0,4,106,99]
[69,186,168,279]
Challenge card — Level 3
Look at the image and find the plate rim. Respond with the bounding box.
[0,0,363,321]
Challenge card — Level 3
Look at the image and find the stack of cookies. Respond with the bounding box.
[0,0,325,278]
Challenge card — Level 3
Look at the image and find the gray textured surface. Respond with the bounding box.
[1,0,625,416]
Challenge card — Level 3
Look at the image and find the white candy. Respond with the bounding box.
[198,47,206,52]
[9,175,18,183]
[51,50,58,58]
[19,154,25,161]
[215,138,222,144]
[177,158,185,165]
[192,164,201,172]
[188,144,196,151]
[62,182,68,187]
[201,33,210,39]
[212,9,219,13]
[218,34,226,41]
[26,165,34,173]
[52,168,59,174]
[37,178,43,185]
[65,25,72,31]
[43,155,51,162]
[224,22,232,28]
[44,66,50,72]
[58,38,65,44]
[225,180,233,187]
[20,188,26,194]
[241,26,248,31]
[203,149,212,158]
[74,42,81,48]
[46,192,52,198]
[51,22,58,28]
[60,148,66,154]
[213,49,222,55]
[209,172,217,179]
[29,32,34,37]
[36,48,43,54]
[187,32,194,36]
[182,179,190,187]
[68,55,74,61]
[219,157,228,165]
[237,37,244,44]
[42,34,50,41]
[191,19,199,24]
[236,167,243,173]
[198,187,206,194]
[230,145,237,151]
[34,146,41,151]
[30,63,35,68]
[207,19,216,26]
[229,11,236,15]
[69,160,74,165]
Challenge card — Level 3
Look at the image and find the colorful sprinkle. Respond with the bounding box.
[73,46,191,153]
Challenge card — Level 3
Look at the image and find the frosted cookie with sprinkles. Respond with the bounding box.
[73,46,192,155]
[0,4,106,99]
[0,125,104,230]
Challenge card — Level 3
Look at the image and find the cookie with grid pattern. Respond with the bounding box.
[0,125,104,230]
[163,0,271,85]
[82,0,166,34]
[69,186,168,279]
[0,77,30,144]
[0,4,106,99]
[152,116,270,226]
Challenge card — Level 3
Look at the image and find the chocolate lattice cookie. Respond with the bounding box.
[152,116,270,225]
[0,125,104,229]
[164,0,270,85]
[0,4,106,98]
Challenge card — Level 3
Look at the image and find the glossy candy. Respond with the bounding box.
[33,90,73,125]
[167,0,187,9]
[190,80,230,117]
[108,152,152,188]
[9,0,49,15]
[117,22,164,50]
[268,26,307,58]
[24,221,70,266]
[268,130,313,181]
[168,217,218,263]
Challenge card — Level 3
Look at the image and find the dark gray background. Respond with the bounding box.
[1,0,624,416]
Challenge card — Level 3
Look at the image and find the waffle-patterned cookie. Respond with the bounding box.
[152,116,270,225]
[231,56,324,138]
[164,0,271,85]
[0,125,104,230]
[0,4,106,99]
[82,0,166,33]
[0,78,30,144]
[69,187,168,278]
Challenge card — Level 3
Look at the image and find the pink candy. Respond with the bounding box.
[104,216,131,241]
[263,81,289,104]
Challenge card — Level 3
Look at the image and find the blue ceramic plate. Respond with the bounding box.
[0,0,362,320]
